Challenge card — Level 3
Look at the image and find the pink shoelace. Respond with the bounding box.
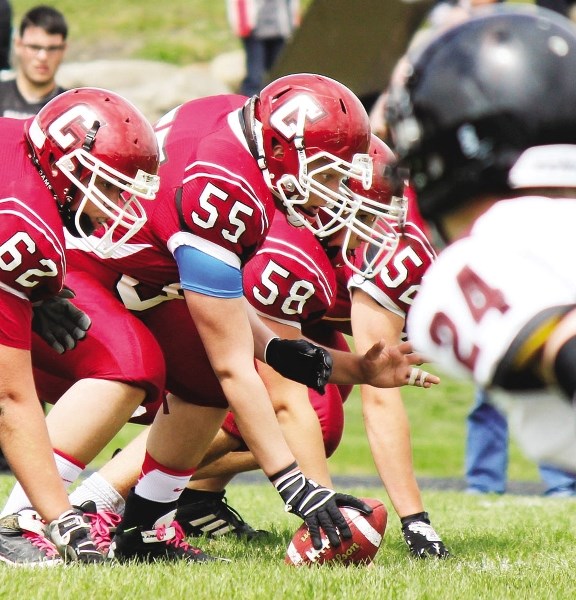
[84,510,122,555]
[155,521,202,555]
[22,531,60,559]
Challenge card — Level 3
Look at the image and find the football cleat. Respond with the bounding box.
[76,501,122,556]
[401,512,450,559]
[47,509,104,563]
[0,510,62,567]
[109,515,220,563]
[175,490,269,540]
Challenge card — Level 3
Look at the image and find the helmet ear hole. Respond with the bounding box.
[271,140,284,159]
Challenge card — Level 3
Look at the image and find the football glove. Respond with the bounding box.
[264,338,332,394]
[32,288,91,354]
[401,512,450,559]
[271,463,372,550]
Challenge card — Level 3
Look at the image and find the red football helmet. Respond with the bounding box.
[252,73,372,236]
[340,135,407,278]
[25,87,160,257]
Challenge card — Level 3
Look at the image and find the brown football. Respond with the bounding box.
[284,497,387,566]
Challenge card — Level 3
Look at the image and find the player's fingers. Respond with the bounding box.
[319,509,345,546]
[407,367,437,387]
[306,517,323,550]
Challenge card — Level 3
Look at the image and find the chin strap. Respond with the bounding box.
[61,120,102,237]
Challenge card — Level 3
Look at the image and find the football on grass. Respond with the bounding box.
[285,497,387,566]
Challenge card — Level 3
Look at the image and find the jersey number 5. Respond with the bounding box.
[253,260,315,315]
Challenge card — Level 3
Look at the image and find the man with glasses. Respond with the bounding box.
[0,5,67,119]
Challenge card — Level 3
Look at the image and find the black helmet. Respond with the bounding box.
[385,5,576,222]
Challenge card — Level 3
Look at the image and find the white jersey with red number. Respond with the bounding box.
[407,197,576,387]
[244,207,336,329]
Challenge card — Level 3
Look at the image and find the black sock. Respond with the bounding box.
[119,488,178,532]
[178,488,225,505]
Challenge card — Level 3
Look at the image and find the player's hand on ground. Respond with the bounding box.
[401,512,450,559]
[264,338,333,394]
[32,288,91,354]
[359,339,440,388]
[271,463,372,549]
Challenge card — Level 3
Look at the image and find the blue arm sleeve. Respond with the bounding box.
[174,244,243,298]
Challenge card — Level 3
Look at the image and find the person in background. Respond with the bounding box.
[466,388,576,496]
[0,5,67,118]
[0,0,11,72]
[227,0,300,96]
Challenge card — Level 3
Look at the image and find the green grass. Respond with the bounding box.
[0,481,575,599]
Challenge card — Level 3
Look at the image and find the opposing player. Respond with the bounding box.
[385,6,576,472]
[5,74,432,563]
[0,87,160,565]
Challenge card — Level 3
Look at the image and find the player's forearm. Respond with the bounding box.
[220,372,295,477]
[326,348,367,384]
[244,299,276,361]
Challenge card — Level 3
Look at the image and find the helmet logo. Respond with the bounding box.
[269,94,325,141]
[457,124,491,160]
[48,105,100,151]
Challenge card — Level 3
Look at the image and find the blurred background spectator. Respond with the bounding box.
[466,389,576,496]
[0,4,68,118]
[0,0,11,72]
[227,0,300,96]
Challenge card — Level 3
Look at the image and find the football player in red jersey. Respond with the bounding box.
[181,136,449,557]
[0,87,160,565]
[5,74,434,562]
[68,136,447,557]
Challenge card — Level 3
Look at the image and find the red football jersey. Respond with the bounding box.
[348,194,437,320]
[65,95,277,309]
[0,118,66,350]
[34,96,290,412]
[244,208,337,328]
[0,118,66,304]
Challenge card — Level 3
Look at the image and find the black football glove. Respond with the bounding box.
[264,338,333,394]
[401,512,450,559]
[32,288,91,354]
[271,462,372,550]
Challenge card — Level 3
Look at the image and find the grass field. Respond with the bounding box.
[0,480,575,599]
[10,0,314,64]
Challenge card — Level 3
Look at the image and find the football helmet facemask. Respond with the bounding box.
[385,5,576,225]
[251,73,372,236]
[340,135,406,278]
[26,87,160,257]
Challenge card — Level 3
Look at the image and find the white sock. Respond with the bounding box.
[53,452,84,488]
[0,483,32,518]
[69,472,126,515]
[135,469,191,504]
[0,451,83,517]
